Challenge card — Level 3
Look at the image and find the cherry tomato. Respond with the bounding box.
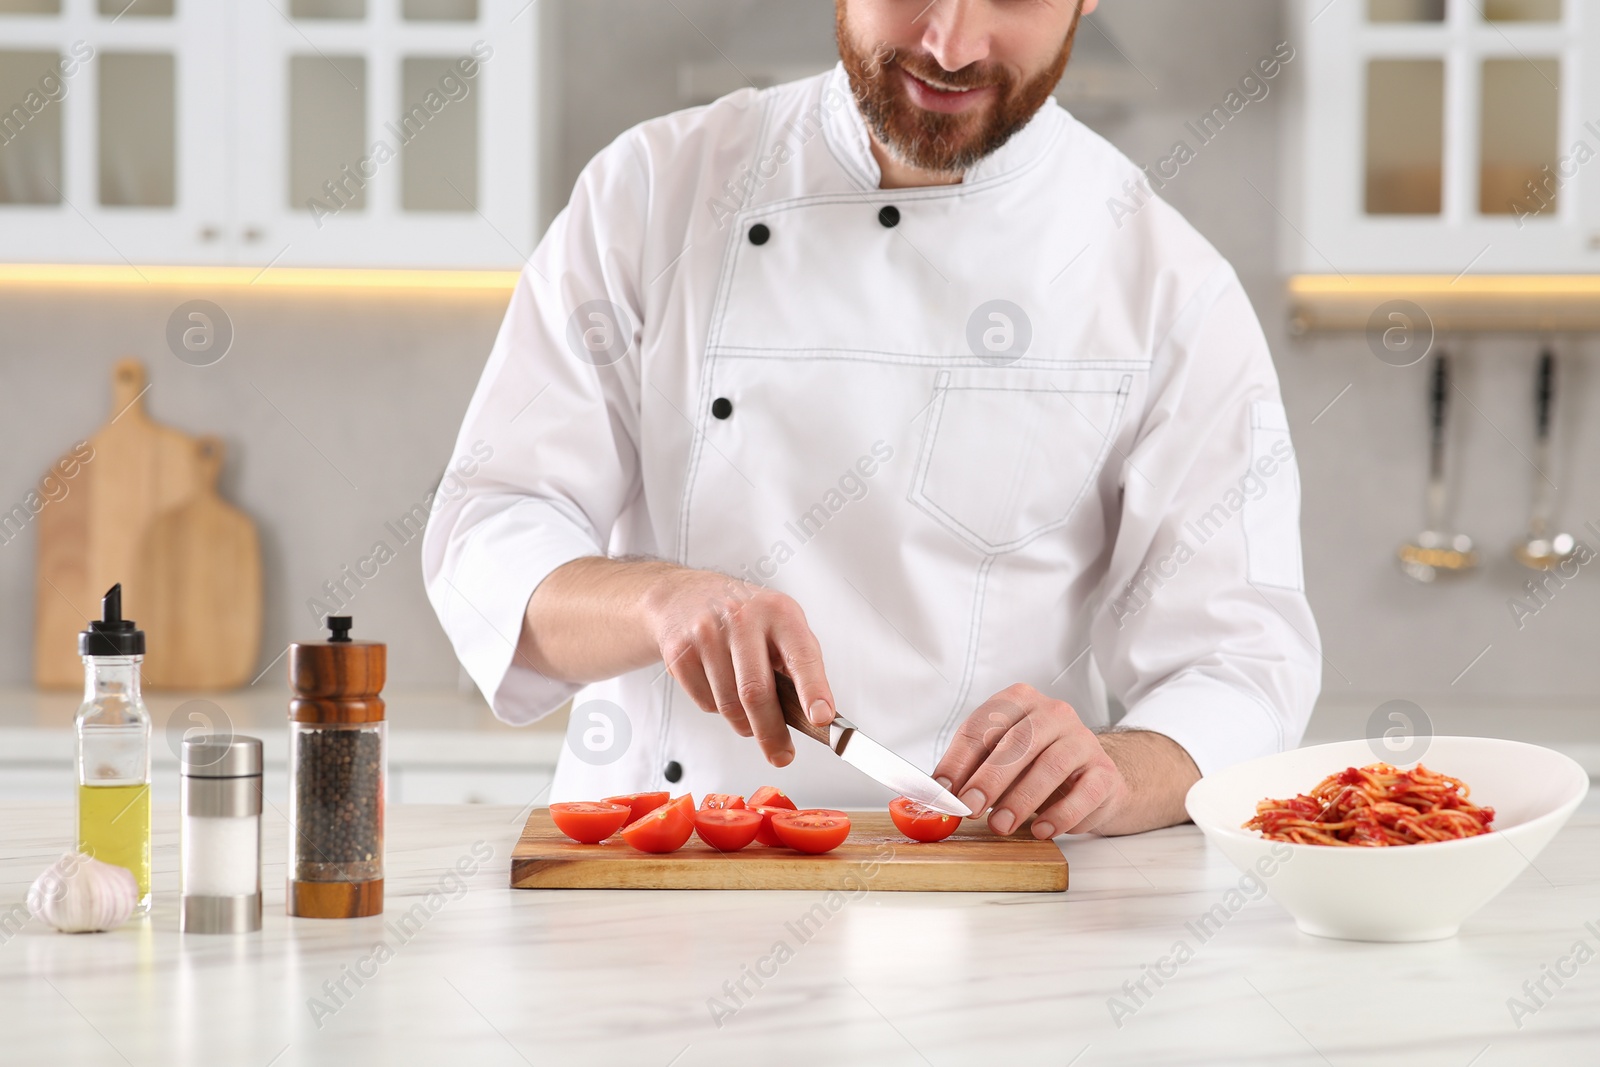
[603,791,669,823]
[889,796,962,843]
[694,808,762,851]
[747,785,797,812]
[700,793,746,810]
[549,801,632,844]
[620,794,696,853]
[772,809,851,854]
[749,805,793,847]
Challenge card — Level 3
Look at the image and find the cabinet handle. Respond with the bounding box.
[243,227,264,243]
[199,225,220,242]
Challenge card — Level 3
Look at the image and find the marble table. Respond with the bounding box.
[2,797,1597,1067]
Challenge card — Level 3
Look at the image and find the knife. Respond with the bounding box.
[773,674,972,817]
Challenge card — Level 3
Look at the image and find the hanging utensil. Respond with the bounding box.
[1512,348,1576,570]
[1398,351,1479,582]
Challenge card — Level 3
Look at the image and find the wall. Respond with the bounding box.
[0,285,503,690]
[2,0,1596,712]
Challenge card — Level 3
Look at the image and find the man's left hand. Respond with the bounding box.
[930,684,1199,838]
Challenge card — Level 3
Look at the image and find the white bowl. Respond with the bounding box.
[1184,736,1590,942]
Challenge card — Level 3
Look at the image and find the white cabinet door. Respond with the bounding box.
[0,0,538,268]
[390,766,551,805]
[230,0,538,270]
[0,0,230,264]
[1291,0,1600,274]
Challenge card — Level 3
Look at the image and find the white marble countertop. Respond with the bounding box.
[2,797,1598,1066]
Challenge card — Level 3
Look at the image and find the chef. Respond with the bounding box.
[422,0,1321,838]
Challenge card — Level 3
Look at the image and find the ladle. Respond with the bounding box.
[1398,351,1479,583]
[1512,348,1576,571]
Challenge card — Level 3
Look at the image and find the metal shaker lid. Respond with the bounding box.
[181,734,263,777]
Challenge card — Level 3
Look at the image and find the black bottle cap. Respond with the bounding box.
[327,616,353,643]
[79,584,146,657]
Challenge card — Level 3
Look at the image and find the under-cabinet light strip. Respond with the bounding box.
[0,264,522,292]
[1289,275,1600,297]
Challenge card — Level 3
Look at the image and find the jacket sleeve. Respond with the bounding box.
[1089,264,1322,777]
[420,132,649,724]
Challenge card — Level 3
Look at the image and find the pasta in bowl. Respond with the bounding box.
[1185,737,1589,941]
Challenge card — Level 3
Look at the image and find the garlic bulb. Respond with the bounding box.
[27,852,138,933]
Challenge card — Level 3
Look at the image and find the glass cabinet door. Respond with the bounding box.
[0,0,229,264]
[1293,0,1598,273]
[232,0,537,270]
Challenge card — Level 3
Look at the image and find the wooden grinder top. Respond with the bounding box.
[288,616,385,724]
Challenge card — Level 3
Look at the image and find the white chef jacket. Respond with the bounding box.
[421,64,1322,807]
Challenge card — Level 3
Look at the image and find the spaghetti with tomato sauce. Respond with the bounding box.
[1243,762,1495,847]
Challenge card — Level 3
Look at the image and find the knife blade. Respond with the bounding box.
[774,674,972,817]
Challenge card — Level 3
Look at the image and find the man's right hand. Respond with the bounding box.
[643,569,836,767]
[520,557,836,768]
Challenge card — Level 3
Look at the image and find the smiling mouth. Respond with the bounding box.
[903,69,987,95]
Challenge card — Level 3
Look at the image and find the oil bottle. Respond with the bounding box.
[76,584,152,914]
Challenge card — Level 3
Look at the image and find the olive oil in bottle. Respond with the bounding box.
[75,585,152,914]
[76,782,151,901]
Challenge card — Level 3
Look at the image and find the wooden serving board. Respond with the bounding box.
[36,359,204,688]
[510,810,1068,892]
[137,436,262,689]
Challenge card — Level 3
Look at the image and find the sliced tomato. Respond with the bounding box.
[620,793,695,853]
[603,791,670,823]
[772,809,851,854]
[889,796,962,843]
[549,801,631,844]
[694,808,762,852]
[750,805,794,847]
[747,785,797,811]
[700,793,746,810]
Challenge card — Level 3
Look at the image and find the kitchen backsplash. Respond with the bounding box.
[2,0,1597,704]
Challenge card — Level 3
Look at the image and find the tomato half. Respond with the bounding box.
[603,791,670,823]
[889,796,962,843]
[700,793,746,810]
[620,794,696,853]
[747,785,797,812]
[549,801,631,844]
[771,809,851,854]
[694,808,762,852]
[750,805,793,847]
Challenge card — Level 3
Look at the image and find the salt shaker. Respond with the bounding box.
[287,616,385,918]
[180,735,263,933]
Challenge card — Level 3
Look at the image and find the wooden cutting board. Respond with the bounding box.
[511,810,1068,892]
[35,358,204,688]
[136,436,262,689]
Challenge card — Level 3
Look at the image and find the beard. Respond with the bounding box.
[835,3,1081,176]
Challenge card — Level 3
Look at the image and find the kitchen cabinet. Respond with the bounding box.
[1287,0,1600,274]
[390,765,551,805]
[0,687,563,806]
[0,0,538,268]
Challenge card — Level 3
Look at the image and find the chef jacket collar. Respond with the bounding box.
[820,61,1063,193]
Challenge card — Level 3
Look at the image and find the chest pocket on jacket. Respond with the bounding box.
[909,369,1132,555]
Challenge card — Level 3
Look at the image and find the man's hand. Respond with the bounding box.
[520,557,836,769]
[931,683,1200,838]
[644,569,835,768]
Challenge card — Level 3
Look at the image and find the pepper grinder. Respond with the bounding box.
[287,616,385,918]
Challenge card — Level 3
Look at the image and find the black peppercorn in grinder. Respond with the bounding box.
[287,615,385,918]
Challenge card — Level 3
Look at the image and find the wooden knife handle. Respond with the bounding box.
[774,673,831,747]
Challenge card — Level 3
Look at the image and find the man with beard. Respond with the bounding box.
[423,0,1320,838]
